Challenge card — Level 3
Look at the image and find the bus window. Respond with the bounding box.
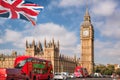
[48,62,51,67]
[33,63,45,69]
[39,69,43,74]
[27,58,32,62]
[15,59,27,69]
[43,69,48,74]
[33,69,37,73]
[43,61,46,64]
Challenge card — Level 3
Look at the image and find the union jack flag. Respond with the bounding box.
[0,0,44,25]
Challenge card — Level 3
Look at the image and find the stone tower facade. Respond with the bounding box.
[80,8,94,74]
[25,40,43,56]
[43,39,60,72]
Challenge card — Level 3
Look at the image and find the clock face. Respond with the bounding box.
[83,30,89,36]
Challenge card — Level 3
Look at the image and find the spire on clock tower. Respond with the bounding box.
[82,7,92,27]
[84,8,91,22]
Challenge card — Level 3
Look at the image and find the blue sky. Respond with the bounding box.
[0,0,120,65]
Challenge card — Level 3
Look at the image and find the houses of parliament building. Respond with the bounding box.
[0,39,78,73]
[0,8,94,74]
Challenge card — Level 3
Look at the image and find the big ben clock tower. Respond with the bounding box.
[80,8,94,74]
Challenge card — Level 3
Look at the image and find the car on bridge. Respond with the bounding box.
[53,72,67,80]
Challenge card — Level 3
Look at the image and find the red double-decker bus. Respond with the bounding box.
[74,66,88,78]
[14,56,53,80]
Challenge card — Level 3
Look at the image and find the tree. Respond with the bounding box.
[94,64,115,75]
[107,65,114,75]
[115,68,120,75]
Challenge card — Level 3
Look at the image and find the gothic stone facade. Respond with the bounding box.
[0,51,17,68]
[0,39,77,73]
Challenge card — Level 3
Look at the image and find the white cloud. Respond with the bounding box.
[0,29,24,48]
[48,0,84,10]
[94,39,120,64]
[73,44,81,58]
[0,39,3,44]
[91,0,117,16]
[94,10,120,39]
[59,0,84,7]
[4,29,22,42]
[94,40,111,49]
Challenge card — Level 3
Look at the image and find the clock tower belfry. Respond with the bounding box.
[80,8,94,74]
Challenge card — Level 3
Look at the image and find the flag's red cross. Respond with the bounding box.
[0,0,43,25]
